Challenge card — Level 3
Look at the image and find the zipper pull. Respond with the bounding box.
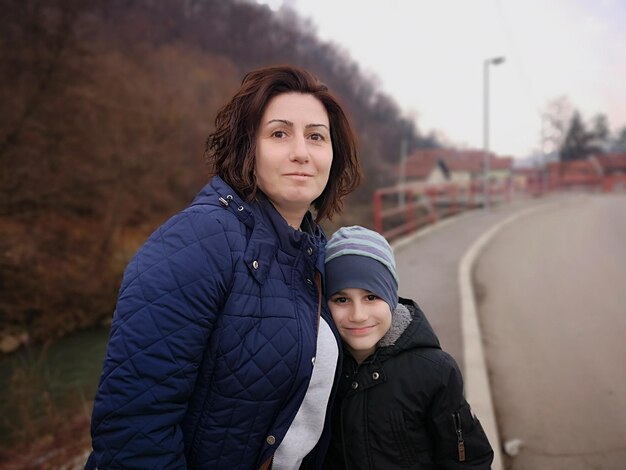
[452,412,466,462]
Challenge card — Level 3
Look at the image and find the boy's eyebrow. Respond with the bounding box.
[331,289,375,296]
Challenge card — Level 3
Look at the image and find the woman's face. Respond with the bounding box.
[255,92,333,225]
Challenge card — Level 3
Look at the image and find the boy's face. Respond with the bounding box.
[328,287,392,364]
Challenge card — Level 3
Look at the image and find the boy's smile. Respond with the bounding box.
[328,287,392,363]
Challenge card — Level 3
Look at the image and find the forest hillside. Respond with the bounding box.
[0,0,438,345]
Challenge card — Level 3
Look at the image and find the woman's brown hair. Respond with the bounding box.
[205,65,361,221]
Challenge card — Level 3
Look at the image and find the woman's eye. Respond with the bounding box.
[309,133,324,141]
[271,130,286,138]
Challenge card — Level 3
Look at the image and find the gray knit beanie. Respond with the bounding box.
[325,226,398,311]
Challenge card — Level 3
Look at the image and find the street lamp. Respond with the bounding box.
[398,137,408,207]
[482,56,505,210]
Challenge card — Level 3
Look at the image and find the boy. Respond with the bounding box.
[324,226,494,469]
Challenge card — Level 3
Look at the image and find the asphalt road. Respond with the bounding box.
[393,197,545,363]
[474,193,626,470]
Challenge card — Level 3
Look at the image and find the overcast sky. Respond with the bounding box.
[259,0,626,160]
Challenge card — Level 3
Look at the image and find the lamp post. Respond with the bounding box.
[540,113,548,196]
[482,56,505,210]
[398,137,408,207]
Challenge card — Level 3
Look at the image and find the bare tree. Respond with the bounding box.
[541,96,574,158]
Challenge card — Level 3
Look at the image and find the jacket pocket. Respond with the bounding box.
[388,408,435,467]
[433,401,493,465]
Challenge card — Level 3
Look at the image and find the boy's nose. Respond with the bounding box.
[348,304,367,322]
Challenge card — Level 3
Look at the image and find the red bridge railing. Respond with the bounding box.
[373,181,512,240]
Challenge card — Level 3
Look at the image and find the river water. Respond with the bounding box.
[0,327,110,444]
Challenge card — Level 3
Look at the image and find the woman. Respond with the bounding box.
[86,65,360,470]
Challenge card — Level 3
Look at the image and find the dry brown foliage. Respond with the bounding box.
[0,0,438,342]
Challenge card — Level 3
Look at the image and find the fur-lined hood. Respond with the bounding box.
[376,297,440,356]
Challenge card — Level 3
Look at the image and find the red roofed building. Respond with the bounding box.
[443,150,484,186]
[399,148,514,186]
[487,156,514,184]
[397,149,450,188]
[591,153,626,191]
[397,148,515,193]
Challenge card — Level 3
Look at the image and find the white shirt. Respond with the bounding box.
[271,317,339,470]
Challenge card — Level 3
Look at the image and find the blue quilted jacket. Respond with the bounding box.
[87,176,341,469]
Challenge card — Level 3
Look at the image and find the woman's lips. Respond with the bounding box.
[284,173,313,182]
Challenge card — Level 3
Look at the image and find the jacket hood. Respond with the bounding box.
[376,297,440,359]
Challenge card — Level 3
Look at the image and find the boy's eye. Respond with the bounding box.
[365,294,379,301]
[332,296,348,304]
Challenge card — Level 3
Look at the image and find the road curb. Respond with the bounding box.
[391,210,475,252]
[458,201,559,470]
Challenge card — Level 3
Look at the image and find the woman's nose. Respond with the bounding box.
[290,135,310,163]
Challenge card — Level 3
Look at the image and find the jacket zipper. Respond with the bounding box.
[341,361,361,469]
[258,454,273,470]
[452,411,466,462]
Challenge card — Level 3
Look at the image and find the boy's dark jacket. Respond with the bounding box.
[324,298,494,469]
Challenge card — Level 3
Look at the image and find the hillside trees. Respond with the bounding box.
[1,0,111,338]
[181,0,432,191]
[1,0,239,340]
[0,0,435,342]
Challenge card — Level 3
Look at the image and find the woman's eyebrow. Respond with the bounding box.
[266,119,329,130]
[306,123,329,130]
[267,119,293,126]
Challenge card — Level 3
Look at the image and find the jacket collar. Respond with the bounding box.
[342,298,442,394]
[378,303,413,347]
[192,176,326,282]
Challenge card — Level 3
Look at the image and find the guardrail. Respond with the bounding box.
[373,181,512,240]
[373,172,625,240]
